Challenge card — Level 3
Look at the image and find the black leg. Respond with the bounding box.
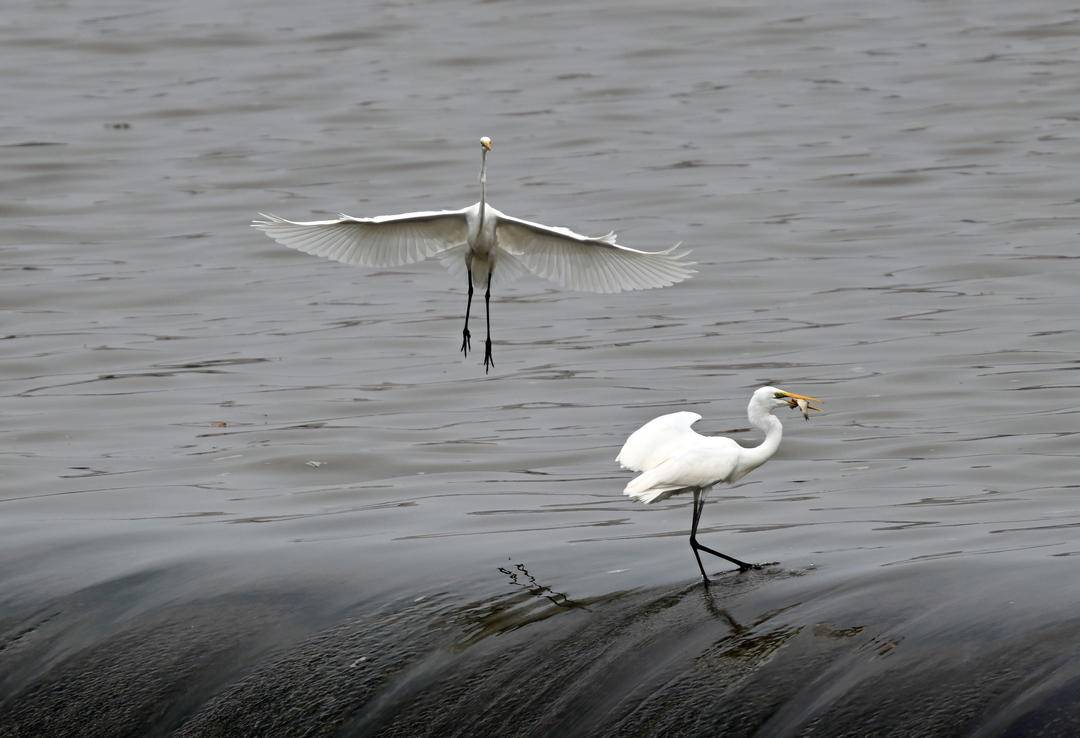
[461,265,473,356]
[689,488,762,579]
[690,488,710,584]
[483,266,494,373]
[696,542,757,571]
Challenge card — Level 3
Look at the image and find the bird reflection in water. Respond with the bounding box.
[699,584,748,636]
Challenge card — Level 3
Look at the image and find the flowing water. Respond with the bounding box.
[4,0,1080,734]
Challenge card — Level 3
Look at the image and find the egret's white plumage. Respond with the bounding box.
[253,206,692,294]
[617,386,820,582]
[253,137,696,372]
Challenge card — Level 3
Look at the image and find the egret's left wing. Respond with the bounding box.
[495,214,696,293]
[617,411,703,472]
[253,209,469,268]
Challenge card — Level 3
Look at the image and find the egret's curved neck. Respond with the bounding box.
[741,401,783,474]
[478,149,488,231]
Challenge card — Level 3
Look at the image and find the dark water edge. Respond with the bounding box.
[4,557,1080,737]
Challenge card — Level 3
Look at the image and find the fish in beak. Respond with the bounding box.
[781,391,821,421]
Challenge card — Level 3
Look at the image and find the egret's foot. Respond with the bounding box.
[692,540,759,572]
[461,328,471,356]
[738,561,780,572]
[483,339,494,373]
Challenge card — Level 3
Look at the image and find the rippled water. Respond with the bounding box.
[4,0,1080,734]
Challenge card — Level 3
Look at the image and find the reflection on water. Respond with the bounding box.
[3,553,1080,734]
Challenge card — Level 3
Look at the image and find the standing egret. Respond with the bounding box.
[253,137,695,372]
[617,387,820,583]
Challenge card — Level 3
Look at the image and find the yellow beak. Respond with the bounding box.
[779,390,819,403]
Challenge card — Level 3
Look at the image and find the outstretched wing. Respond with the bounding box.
[253,209,470,268]
[616,411,703,472]
[494,214,696,293]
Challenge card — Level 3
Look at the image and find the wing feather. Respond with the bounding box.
[252,210,470,268]
[616,411,703,472]
[623,446,739,504]
[494,214,696,293]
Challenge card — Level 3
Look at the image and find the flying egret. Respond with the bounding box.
[253,137,696,372]
[617,386,821,584]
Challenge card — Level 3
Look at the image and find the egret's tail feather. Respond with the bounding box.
[624,469,687,504]
[625,486,685,504]
[439,246,527,290]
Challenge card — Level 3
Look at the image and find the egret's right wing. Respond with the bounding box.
[253,209,470,268]
[494,214,695,293]
[616,411,703,472]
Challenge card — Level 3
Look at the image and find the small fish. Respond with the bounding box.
[788,396,822,421]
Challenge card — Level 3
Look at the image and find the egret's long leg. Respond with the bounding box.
[695,542,756,572]
[690,488,757,576]
[461,264,474,356]
[483,265,494,372]
[690,488,709,583]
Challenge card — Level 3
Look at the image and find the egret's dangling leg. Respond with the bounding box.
[483,266,494,372]
[461,264,474,356]
[690,488,756,582]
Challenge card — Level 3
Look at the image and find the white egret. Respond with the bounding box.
[617,386,820,583]
[253,137,695,372]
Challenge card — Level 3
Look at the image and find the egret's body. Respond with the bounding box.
[254,137,695,372]
[617,386,819,583]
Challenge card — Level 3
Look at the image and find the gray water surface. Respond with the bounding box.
[3,0,1080,734]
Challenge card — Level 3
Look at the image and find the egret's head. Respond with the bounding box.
[756,386,821,420]
[480,136,493,152]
